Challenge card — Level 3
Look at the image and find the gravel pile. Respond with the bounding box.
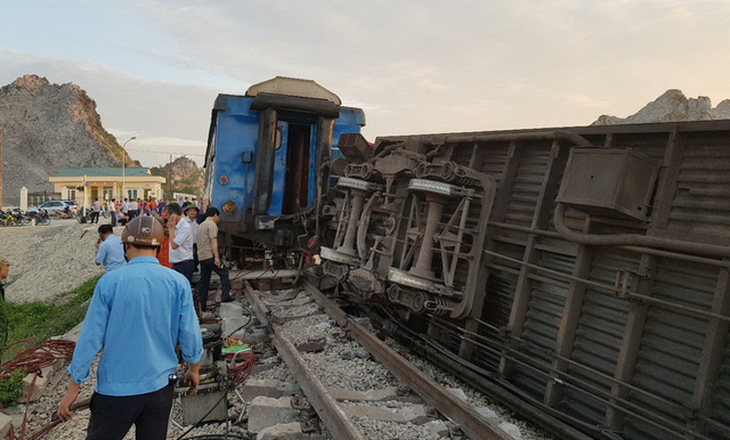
[249,358,294,383]
[275,301,402,393]
[278,314,333,346]
[354,418,444,440]
[302,349,400,392]
[0,219,106,303]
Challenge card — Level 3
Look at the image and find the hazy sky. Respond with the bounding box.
[2,0,729,167]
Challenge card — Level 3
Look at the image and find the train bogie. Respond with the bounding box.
[321,122,730,440]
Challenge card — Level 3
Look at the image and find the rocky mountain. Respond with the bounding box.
[593,89,730,125]
[0,74,133,204]
[150,156,204,197]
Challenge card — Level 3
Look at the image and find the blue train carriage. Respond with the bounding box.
[202,77,365,264]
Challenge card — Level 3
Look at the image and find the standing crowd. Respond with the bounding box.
[84,195,209,227]
[91,196,230,312]
[87,196,200,225]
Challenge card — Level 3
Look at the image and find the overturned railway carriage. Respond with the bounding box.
[203,77,365,264]
[321,121,730,440]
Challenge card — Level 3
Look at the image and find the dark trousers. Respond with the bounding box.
[192,244,199,272]
[172,259,195,284]
[90,212,100,223]
[197,258,231,311]
[110,212,117,227]
[129,210,139,219]
[86,385,173,440]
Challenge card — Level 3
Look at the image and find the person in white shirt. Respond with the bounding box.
[167,203,195,283]
[183,203,200,271]
[128,198,140,219]
[109,198,117,227]
[91,199,102,224]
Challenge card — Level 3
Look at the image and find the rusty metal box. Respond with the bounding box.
[556,148,660,221]
[338,133,372,163]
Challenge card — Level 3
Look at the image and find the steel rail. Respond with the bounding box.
[301,279,515,440]
[229,268,300,280]
[244,282,367,440]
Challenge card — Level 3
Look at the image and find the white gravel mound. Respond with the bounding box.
[0,219,107,303]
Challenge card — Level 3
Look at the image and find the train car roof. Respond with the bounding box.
[372,118,730,143]
[245,76,341,106]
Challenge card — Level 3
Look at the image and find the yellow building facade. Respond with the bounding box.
[49,168,166,204]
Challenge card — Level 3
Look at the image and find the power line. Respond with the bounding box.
[126,147,205,158]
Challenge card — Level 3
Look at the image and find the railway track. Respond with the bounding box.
[15,274,594,439]
[244,279,562,440]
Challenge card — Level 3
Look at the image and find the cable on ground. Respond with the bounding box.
[0,339,76,440]
[1,339,76,379]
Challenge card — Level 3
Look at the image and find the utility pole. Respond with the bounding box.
[121,136,136,200]
[0,131,3,208]
[168,154,172,198]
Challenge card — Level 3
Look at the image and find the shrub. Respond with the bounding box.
[0,370,26,407]
[3,275,100,360]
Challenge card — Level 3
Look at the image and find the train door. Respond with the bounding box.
[282,123,312,215]
[271,121,317,216]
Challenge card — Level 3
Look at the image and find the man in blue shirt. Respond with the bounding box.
[58,216,203,439]
[94,224,126,272]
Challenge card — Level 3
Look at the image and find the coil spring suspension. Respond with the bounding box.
[419,294,456,316]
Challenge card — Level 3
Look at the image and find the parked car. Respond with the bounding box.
[61,200,79,213]
[27,200,74,213]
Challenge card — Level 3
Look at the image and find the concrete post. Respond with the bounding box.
[20,187,28,211]
[82,176,88,216]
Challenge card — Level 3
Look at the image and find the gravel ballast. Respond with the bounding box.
[4,249,556,440]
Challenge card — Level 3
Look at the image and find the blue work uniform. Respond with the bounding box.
[68,256,203,396]
[94,235,126,272]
